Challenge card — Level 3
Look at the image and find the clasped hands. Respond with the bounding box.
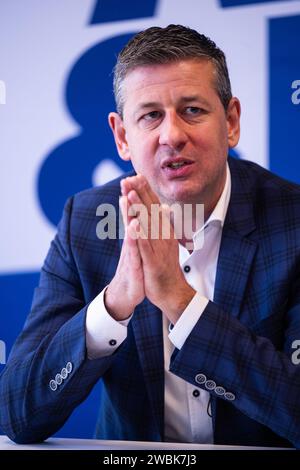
[105,174,196,325]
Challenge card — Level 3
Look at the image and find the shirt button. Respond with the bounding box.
[193,389,200,397]
[184,265,191,273]
[109,339,117,346]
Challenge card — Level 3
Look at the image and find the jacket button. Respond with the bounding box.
[49,379,57,391]
[61,367,68,379]
[215,386,225,396]
[205,380,216,391]
[66,362,73,374]
[195,373,206,385]
[224,392,236,401]
[55,373,62,385]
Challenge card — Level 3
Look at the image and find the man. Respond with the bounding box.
[1,24,300,447]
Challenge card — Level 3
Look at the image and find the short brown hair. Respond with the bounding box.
[113,24,232,116]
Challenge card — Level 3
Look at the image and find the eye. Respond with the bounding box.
[142,110,161,121]
[184,106,203,116]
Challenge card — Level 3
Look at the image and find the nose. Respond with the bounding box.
[158,112,188,150]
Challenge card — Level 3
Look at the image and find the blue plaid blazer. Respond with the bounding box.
[1,157,300,447]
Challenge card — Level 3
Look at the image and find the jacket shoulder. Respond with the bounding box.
[229,157,300,197]
[72,170,135,209]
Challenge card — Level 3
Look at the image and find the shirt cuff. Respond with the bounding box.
[168,292,209,350]
[86,287,133,359]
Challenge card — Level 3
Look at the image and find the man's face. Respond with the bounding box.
[109,59,240,213]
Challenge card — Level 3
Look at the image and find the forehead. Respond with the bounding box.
[121,59,217,110]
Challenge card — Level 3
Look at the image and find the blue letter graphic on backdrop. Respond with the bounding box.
[220,0,288,6]
[38,0,159,226]
[38,34,135,226]
[269,14,300,184]
[90,0,157,23]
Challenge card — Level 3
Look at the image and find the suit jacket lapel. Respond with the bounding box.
[211,158,258,432]
[214,158,257,320]
[214,227,257,319]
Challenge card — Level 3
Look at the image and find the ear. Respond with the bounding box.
[226,97,241,148]
[108,112,131,161]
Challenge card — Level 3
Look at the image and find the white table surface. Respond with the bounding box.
[0,435,291,450]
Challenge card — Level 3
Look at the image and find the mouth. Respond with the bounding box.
[161,158,194,178]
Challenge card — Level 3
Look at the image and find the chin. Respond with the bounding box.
[160,191,198,206]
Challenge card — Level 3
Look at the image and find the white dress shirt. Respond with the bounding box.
[86,163,231,443]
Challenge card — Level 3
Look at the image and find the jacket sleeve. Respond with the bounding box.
[0,197,122,444]
[169,277,300,448]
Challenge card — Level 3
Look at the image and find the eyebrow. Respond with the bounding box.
[135,102,160,111]
[134,95,211,116]
[179,95,211,107]
[179,95,211,108]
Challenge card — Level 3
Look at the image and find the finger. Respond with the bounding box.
[159,203,175,240]
[140,174,160,200]
[126,176,161,241]
[125,174,160,213]
[127,189,150,238]
[146,202,173,244]
[119,195,129,228]
[120,193,140,229]
[127,216,149,241]
[135,175,159,213]
[127,217,139,240]
[127,190,174,244]
[125,222,143,270]
[136,233,154,265]
[133,218,154,261]
[121,177,134,197]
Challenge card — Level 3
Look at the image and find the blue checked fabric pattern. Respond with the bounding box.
[1,157,300,448]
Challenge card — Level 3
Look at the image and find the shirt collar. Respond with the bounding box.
[191,162,231,250]
[204,162,231,229]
